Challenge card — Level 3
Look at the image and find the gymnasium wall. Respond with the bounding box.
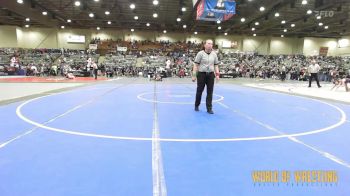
[57,29,92,49]
[16,27,58,48]
[0,26,18,48]
[302,37,350,56]
[270,37,304,55]
[334,36,350,56]
[1,25,350,56]
[156,32,187,42]
[242,36,269,55]
[91,29,124,41]
[303,37,338,56]
[186,34,215,45]
[130,31,156,42]
[216,35,243,52]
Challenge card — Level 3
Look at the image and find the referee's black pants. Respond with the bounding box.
[309,73,321,87]
[195,72,215,110]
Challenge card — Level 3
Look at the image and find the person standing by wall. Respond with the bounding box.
[86,57,93,77]
[92,61,98,80]
[280,64,286,81]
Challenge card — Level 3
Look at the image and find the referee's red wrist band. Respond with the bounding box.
[215,72,220,77]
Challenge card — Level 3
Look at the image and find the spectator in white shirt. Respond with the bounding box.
[30,65,38,75]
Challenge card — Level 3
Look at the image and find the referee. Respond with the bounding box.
[308,60,322,88]
[192,39,220,114]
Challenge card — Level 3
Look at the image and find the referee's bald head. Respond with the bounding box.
[204,39,213,51]
[205,39,213,45]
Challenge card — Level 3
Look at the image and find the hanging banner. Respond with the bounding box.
[196,0,236,22]
[223,13,234,21]
[67,35,85,43]
[319,47,329,56]
[89,44,98,50]
[193,0,199,7]
[222,40,238,48]
[117,46,128,52]
[206,0,236,14]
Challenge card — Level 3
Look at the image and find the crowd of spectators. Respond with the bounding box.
[1,40,349,83]
[218,53,350,82]
[0,48,99,77]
